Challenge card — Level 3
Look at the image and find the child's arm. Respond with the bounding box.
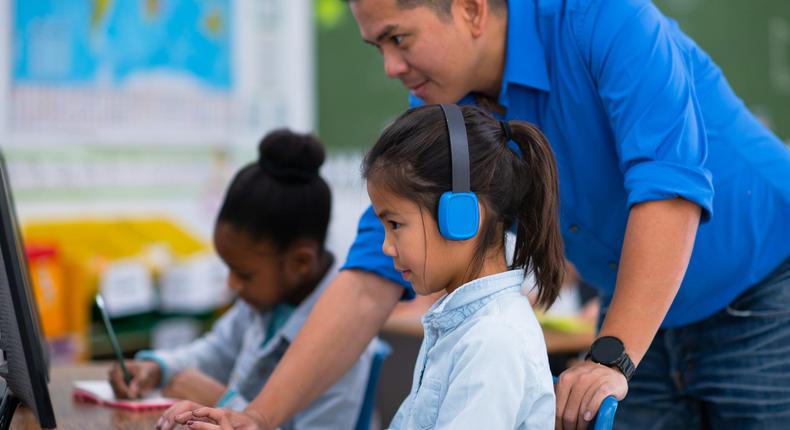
[162,368,227,406]
[135,301,251,387]
[432,322,554,429]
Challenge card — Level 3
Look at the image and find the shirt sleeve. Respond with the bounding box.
[340,205,415,300]
[135,300,249,386]
[432,322,554,429]
[580,0,714,222]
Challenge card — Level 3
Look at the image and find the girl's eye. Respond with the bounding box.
[234,271,252,282]
[389,221,401,230]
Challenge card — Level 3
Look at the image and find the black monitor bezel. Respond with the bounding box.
[0,152,57,428]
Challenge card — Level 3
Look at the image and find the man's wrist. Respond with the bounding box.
[587,336,636,381]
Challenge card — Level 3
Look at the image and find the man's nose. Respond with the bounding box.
[383,50,408,78]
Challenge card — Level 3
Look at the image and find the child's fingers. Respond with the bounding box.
[107,365,132,399]
[190,408,234,430]
[127,380,139,399]
[191,407,228,421]
[187,419,230,430]
[158,401,202,430]
[187,420,220,430]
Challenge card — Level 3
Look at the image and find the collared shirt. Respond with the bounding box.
[343,0,790,327]
[137,264,375,430]
[388,270,554,430]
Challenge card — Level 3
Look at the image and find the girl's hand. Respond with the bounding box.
[177,407,270,430]
[162,368,227,406]
[108,359,161,399]
[554,361,628,430]
[157,400,206,430]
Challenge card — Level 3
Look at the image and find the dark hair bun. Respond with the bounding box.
[258,129,325,183]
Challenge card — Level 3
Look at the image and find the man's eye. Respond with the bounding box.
[392,35,404,46]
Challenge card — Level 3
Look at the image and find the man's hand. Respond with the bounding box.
[108,359,161,399]
[555,361,628,430]
[162,368,226,406]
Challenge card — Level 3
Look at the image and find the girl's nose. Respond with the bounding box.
[381,235,398,258]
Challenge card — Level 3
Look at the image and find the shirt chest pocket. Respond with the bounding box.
[409,378,444,430]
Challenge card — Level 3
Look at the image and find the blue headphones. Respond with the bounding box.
[437,104,479,240]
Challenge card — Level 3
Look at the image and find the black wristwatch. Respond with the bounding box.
[586,336,636,381]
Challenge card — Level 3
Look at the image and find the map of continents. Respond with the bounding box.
[13,0,232,90]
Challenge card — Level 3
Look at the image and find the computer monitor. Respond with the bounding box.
[0,152,57,429]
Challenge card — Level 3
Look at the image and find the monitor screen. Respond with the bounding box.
[0,152,57,429]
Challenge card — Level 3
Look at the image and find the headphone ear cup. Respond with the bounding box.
[438,192,480,240]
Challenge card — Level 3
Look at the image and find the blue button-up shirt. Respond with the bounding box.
[388,270,554,430]
[343,0,790,327]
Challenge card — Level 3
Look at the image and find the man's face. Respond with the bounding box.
[350,0,480,104]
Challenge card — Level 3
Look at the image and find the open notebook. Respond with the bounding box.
[73,380,178,411]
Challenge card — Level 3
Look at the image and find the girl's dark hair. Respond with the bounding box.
[218,129,331,250]
[363,105,563,308]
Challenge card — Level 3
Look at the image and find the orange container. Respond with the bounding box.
[26,244,68,338]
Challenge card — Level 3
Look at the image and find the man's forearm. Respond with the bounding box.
[245,269,403,428]
[599,198,701,365]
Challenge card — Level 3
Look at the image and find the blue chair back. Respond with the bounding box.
[553,376,618,430]
[355,339,392,430]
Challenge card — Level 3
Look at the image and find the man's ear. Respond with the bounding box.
[455,0,489,38]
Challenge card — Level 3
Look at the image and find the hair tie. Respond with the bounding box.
[499,120,513,141]
[258,159,319,183]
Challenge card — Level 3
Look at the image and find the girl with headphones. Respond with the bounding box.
[363,104,563,429]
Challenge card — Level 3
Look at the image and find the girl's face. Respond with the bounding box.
[213,221,288,311]
[367,180,480,295]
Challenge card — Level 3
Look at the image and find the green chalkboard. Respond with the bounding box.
[316,1,790,153]
[316,3,408,153]
[654,0,790,141]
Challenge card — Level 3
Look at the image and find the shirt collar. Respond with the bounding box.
[498,0,551,107]
[422,269,526,334]
[262,262,338,348]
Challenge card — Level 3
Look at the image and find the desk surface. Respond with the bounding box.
[11,363,162,430]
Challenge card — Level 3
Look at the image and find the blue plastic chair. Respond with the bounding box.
[355,339,392,430]
[554,376,618,430]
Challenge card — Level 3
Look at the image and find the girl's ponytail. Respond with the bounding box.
[505,120,564,308]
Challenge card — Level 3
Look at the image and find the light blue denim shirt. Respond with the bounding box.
[388,270,554,430]
[137,264,376,430]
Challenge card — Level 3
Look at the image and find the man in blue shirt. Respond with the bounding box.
[343,0,790,427]
[159,1,790,429]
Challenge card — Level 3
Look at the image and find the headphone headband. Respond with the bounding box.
[439,104,471,193]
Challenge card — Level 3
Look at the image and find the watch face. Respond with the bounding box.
[592,336,624,363]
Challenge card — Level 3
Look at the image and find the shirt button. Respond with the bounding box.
[569,224,580,233]
[608,261,618,270]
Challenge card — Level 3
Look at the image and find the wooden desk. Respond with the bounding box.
[11,363,162,430]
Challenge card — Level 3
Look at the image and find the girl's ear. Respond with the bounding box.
[282,242,319,286]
